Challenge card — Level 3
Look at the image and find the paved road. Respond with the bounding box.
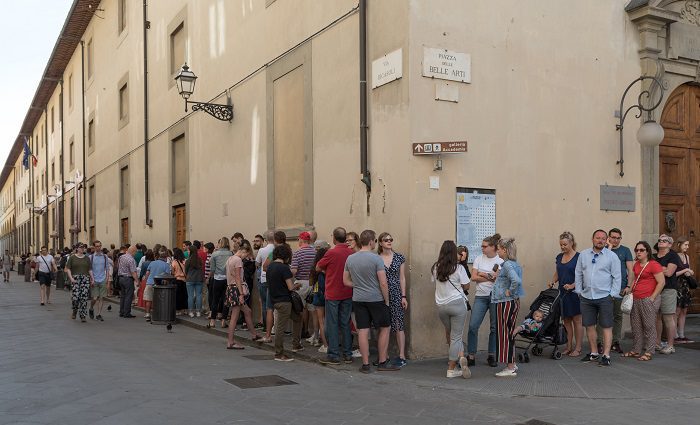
[1,275,699,425]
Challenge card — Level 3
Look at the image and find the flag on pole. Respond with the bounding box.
[22,137,38,169]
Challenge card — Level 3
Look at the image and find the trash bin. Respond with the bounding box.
[152,273,176,324]
[17,261,25,275]
[55,270,65,290]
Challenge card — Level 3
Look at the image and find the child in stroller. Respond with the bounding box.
[512,309,544,336]
[514,288,566,362]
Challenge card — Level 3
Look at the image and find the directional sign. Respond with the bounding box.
[412,141,468,155]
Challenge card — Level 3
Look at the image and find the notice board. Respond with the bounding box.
[456,188,496,263]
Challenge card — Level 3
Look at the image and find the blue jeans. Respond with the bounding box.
[258,282,269,325]
[186,282,203,311]
[325,298,353,359]
[467,295,497,355]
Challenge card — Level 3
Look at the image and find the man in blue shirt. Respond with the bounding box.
[574,229,622,367]
[143,249,172,321]
[89,240,112,321]
[596,228,634,354]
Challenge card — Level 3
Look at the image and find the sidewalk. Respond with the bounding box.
[107,293,700,401]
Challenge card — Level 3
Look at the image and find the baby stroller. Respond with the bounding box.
[514,288,567,363]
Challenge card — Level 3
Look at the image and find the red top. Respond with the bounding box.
[198,248,208,274]
[317,243,353,300]
[632,260,664,299]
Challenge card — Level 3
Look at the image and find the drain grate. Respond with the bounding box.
[243,354,274,361]
[521,420,556,425]
[225,375,298,389]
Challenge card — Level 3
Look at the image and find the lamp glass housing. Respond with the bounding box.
[637,120,665,147]
[175,63,197,100]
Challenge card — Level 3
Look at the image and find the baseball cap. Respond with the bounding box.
[299,231,311,241]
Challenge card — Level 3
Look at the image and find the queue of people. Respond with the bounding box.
[27,225,695,378]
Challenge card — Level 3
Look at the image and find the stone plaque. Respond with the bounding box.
[372,48,402,89]
[669,22,700,61]
[600,185,636,212]
[422,47,471,83]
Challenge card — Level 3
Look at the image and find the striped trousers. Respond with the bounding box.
[631,296,661,354]
[496,300,520,364]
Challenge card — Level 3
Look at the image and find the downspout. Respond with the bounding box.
[29,136,34,251]
[44,106,49,247]
[143,0,152,227]
[81,40,87,235]
[60,79,65,249]
[359,0,371,203]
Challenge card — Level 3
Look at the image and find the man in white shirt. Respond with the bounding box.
[255,230,276,340]
[36,246,57,306]
[2,250,12,282]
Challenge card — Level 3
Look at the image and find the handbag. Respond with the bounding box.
[680,274,698,290]
[290,291,304,314]
[622,261,649,314]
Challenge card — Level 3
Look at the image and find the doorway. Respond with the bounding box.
[659,83,700,313]
[173,205,186,249]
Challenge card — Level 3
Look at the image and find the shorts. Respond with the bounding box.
[143,285,154,302]
[312,290,325,307]
[352,301,391,329]
[91,282,108,299]
[37,271,52,287]
[580,295,614,328]
[658,289,678,315]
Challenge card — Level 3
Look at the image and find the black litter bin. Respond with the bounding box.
[55,270,65,290]
[152,273,176,324]
[17,261,25,275]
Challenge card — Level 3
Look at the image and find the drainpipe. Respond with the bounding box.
[143,0,153,227]
[359,0,370,196]
[44,106,49,248]
[81,40,87,235]
[59,79,65,249]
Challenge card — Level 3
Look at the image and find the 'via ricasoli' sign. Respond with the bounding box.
[372,48,402,89]
[422,47,471,83]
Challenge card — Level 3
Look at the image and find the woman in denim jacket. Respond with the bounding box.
[491,237,524,377]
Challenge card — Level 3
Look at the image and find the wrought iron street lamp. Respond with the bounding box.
[615,76,665,177]
[175,63,233,122]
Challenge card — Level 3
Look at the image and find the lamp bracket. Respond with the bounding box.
[187,100,233,122]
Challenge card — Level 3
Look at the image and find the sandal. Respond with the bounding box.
[637,353,652,361]
[561,348,572,356]
[226,344,245,350]
[251,335,262,342]
[621,351,640,358]
[567,350,581,357]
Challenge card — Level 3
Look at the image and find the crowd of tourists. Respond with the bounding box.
[21,225,695,378]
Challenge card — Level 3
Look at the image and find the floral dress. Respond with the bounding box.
[384,252,406,333]
[678,253,693,309]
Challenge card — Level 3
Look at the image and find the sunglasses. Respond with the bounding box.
[592,253,599,264]
[634,248,646,252]
[658,238,671,243]
[383,238,393,242]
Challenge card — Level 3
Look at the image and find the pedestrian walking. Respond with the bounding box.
[492,238,523,377]
[66,244,92,322]
[344,229,398,373]
[674,237,695,343]
[35,246,56,306]
[225,244,261,349]
[268,244,301,361]
[467,233,503,368]
[317,227,354,365]
[143,248,171,321]
[88,241,111,321]
[171,248,188,315]
[600,228,634,354]
[117,245,139,318]
[432,241,471,379]
[548,231,583,357]
[185,245,204,317]
[575,229,622,366]
[654,234,682,354]
[378,232,408,367]
[208,237,232,329]
[2,249,12,282]
[622,241,665,361]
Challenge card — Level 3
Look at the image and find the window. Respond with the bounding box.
[170,22,185,75]
[120,166,130,209]
[172,135,186,193]
[88,119,95,148]
[40,127,43,148]
[51,106,55,134]
[87,38,94,79]
[89,184,95,220]
[68,74,73,108]
[119,83,128,121]
[51,162,54,184]
[69,139,75,170]
[118,0,127,33]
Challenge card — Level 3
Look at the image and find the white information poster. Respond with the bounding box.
[456,188,496,263]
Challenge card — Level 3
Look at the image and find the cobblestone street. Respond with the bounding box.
[1,276,699,425]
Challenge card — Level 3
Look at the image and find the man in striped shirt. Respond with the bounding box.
[291,232,316,310]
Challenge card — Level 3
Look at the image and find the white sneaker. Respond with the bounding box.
[271,326,276,335]
[352,349,362,358]
[196,312,201,318]
[446,368,462,378]
[495,367,517,378]
[188,312,195,318]
[305,336,316,344]
[459,356,471,379]
[318,345,328,353]
[144,313,150,318]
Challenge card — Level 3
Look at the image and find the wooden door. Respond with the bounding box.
[120,218,129,246]
[659,84,700,312]
[174,205,186,249]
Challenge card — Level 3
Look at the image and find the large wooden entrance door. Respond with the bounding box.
[659,83,700,313]
[120,218,129,246]
[174,205,186,249]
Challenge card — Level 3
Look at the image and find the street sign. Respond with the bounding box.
[412,141,467,155]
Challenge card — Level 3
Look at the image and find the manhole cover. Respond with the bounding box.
[676,341,700,350]
[243,354,273,361]
[224,375,297,389]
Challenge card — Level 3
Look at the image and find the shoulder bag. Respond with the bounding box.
[39,255,55,282]
[622,262,649,314]
[445,271,472,311]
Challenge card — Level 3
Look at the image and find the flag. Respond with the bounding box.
[22,137,38,169]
